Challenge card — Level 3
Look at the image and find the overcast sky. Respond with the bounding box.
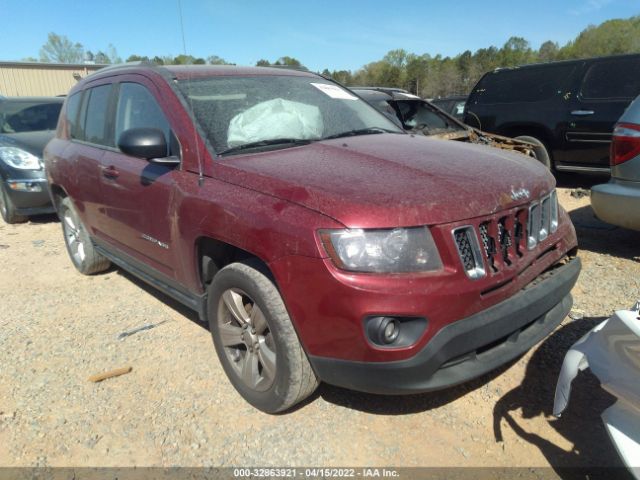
[1,0,638,71]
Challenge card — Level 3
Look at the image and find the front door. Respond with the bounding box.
[563,56,640,170]
[98,80,179,279]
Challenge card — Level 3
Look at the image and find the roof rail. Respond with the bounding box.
[84,60,160,79]
[260,64,310,73]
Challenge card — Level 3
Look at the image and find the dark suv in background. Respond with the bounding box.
[464,54,640,173]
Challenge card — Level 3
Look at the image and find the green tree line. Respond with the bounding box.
[325,15,640,98]
[26,15,640,98]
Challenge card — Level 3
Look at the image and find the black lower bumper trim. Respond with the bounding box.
[15,205,56,215]
[309,257,581,394]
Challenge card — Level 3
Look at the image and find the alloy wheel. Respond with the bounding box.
[217,288,277,392]
[0,190,6,219]
[63,210,86,264]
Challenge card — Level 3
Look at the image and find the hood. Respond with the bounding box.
[0,130,56,158]
[215,134,554,228]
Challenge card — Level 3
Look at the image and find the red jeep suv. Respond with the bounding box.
[44,64,580,413]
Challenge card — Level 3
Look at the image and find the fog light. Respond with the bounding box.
[8,181,43,192]
[365,316,427,348]
[381,318,400,344]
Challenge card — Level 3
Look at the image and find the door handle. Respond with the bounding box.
[571,110,595,116]
[101,165,120,179]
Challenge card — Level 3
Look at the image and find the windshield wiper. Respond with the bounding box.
[322,127,397,140]
[218,138,313,156]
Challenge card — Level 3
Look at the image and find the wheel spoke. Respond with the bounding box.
[69,239,79,257]
[258,341,276,381]
[218,322,244,347]
[250,304,268,334]
[64,214,76,232]
[77,241,85,261]
[222,290,249,325]
[241,351,259,388]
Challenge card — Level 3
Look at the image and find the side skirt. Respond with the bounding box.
[94,241,207,322]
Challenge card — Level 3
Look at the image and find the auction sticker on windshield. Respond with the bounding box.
[311,83,357,100]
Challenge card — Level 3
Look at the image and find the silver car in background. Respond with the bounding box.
[591,95,640,230]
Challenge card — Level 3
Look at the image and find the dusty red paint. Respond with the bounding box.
[45,65,578,364]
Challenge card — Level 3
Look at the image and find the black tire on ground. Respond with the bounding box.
[515,135,551,169]
[0,183,28,224]
[207,261,319,413]
[59,197,111,275]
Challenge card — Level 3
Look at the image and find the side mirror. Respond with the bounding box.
[118,128,178,164]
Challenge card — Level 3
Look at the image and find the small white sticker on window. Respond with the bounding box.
[310,82,358,100]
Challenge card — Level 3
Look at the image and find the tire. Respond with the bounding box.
[207,261,318,413]
[59,197,110,275]
[0,183,28,224]
[515,135,551,169]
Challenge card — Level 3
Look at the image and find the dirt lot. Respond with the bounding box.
[0,179,638,475]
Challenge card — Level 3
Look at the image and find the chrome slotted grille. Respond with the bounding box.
[498,217,512,265]
[452,190,559,279]
[452,226,486,279]
[528,191,559,250]
[473,213,524,273]
[454,229,477,271]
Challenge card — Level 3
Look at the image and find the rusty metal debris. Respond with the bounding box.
[430,129,535,157]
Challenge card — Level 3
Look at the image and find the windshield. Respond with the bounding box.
[177,75,403,154]
[0,101,62,133]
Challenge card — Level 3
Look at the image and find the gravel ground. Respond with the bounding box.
[0,180,638,474]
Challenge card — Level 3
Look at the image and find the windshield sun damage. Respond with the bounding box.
[177,75,402,155]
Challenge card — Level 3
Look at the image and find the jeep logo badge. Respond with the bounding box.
[510,188,530,201]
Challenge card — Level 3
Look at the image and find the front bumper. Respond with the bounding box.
[2,178,54,214]
[591,179,640,231]
[310,257,580,394]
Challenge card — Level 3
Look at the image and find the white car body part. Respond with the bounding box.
[554,302,640,479]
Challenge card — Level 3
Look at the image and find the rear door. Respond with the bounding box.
[564,56,640,169]
[65,84,112,235]
[97,78,179,278]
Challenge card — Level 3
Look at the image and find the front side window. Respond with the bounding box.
[581,58,640,100]
[83,84,113,146]
[474,64,576,104]
[114,83,172,156]
[177,75,401,154]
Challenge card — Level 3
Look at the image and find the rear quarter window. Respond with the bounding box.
[581,57,640,100]
[472,64,577,104]
[65,92,82,139]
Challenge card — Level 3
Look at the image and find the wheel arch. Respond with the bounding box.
[195,236,274,291]
[498,123,554,149]
[48,184,69,213]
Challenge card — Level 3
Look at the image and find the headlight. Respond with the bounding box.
[319,227,443,273]
[0,147,41,170]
